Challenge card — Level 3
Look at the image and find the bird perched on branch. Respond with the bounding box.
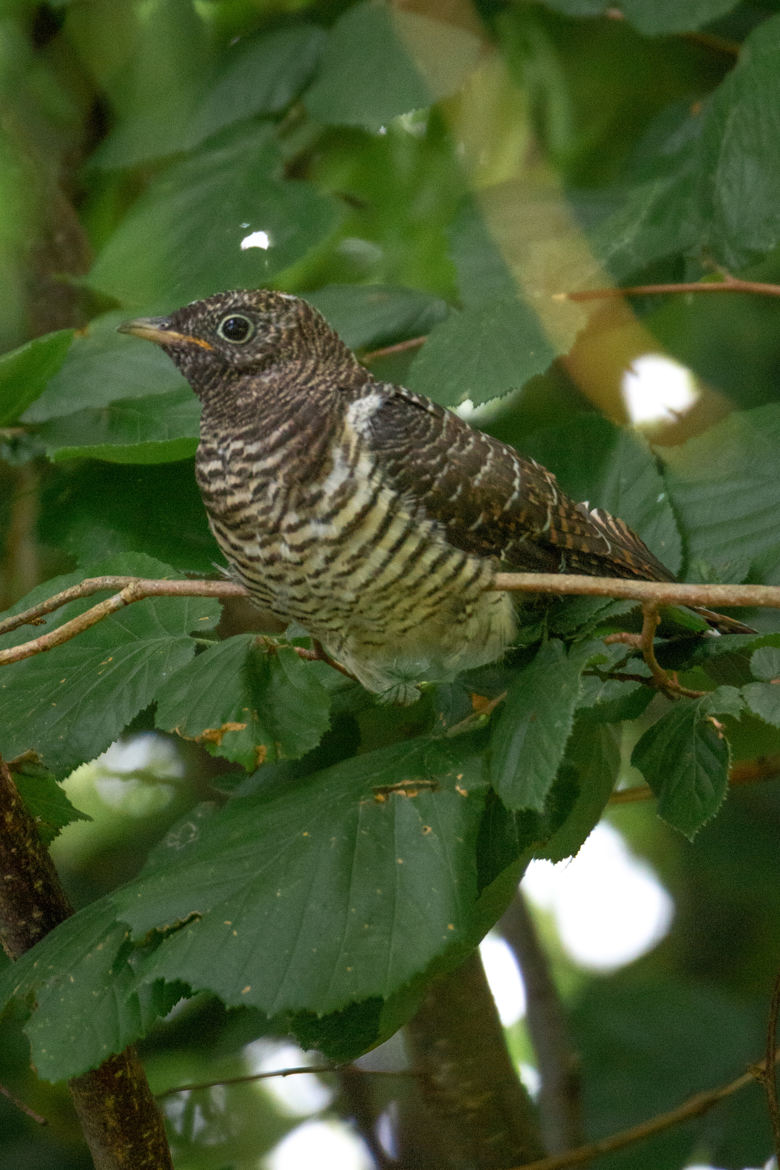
[119,290,748,702]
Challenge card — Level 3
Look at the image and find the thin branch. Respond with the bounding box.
[605,603,705,699]
[757,973,780,1162]
[0,575,248,638]
[361,335,426,362]
[156,1063,422,1099]
[1,572,777,671]
[0,1081,47,1125]
[490,572,780,610]
[0,577,249,666]
[512,1047,780,1170]
[558,276,780,302]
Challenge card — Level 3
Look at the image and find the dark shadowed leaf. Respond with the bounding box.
[631,691,737,838]
[489,640,593,811]
[698,16,780,269]
[155,636,332,766]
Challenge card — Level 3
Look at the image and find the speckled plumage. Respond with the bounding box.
[119,290,703,701]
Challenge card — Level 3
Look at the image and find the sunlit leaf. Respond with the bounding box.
[305,3,481,129]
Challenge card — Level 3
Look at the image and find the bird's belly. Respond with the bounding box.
[205,472,517,700]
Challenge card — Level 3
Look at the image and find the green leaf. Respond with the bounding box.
[524,416,682,576]
[0,897,157,1083]
[12,763,91,845]
[0,330,73,425]
[87,123,340,307]
[0,555,220,775]
[750,646,780,681]
[538,0,739,32]
[407,299,558,407]
[662,405,780,578]
[698,16,780,269]
[22,312,185,424]
[305,284,448,352]
[618,0,741,35]
[186,25,326,146]
[539,722,621,862]
[116,738,489,1017]
[575,643,653,723]
[741,682,780,728]
[742,649,780,726]
[34,388,199,464]
[155,637,332,767]
[631,698,732,838]
[305,3,481,130]
[489,640,590,811]
[94,26,326,168]
[589,175,700,282]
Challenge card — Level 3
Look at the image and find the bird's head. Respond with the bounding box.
[118,289,358,398]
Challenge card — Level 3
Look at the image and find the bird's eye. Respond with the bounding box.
[216,314,255,344]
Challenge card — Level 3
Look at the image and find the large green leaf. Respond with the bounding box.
[489,640,591,811]
[22,312,185,423]
[741,647,780,728]
[34,389,199,464]
[0,330,73,425]
[539,721,621,862]
[305,3,481,130]
[186,25,326,146]
[698,16,780,269]
[0,898,180,1083]
[12,762,91,846]
[122,740,488,1016]
[618,0,741,35]
[94,25,326,168]
[0,738,495,1080]
[662,405,780,578]
[305,284,448,352]
[0,555,220,775]
[406,298,559,407]
[87,123,340,307]
[538,0,739,32]
[631,691,738,838]
[155,636,332,766]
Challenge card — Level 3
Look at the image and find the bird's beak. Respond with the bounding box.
[117,317,214,351]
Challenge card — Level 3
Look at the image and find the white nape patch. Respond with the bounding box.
[346,392,385,434]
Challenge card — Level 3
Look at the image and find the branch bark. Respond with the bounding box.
[0,755,173,1170]
[500,893,584,1153]
[402,949,546,1168]
[1,572,777,670]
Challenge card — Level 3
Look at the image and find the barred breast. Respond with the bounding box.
[196,393,516,703]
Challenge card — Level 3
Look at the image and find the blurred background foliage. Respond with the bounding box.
[1,1,780,1167]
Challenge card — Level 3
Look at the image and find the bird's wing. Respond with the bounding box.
[359,382,673,582]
